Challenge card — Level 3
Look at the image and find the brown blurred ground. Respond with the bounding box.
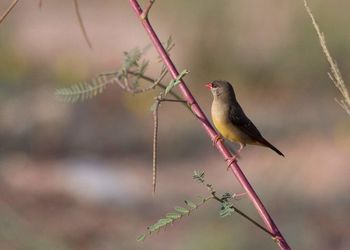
[0,1,349,250]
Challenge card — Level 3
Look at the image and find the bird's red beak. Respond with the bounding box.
[205,83,213,89]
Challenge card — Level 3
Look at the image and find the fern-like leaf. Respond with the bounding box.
[137,197,212,242]
[55,72,118,103]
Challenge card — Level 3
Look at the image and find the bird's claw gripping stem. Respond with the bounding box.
[212,134,223,146]
[225,156,237,170]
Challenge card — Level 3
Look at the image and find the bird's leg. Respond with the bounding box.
[226,143,245,170]
[237,143,245,156]
[212,134,223,146]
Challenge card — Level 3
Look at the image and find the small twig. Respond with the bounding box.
[0,0,19,24]
[123,76,132,91]
[152,95,161,194]
[158,98,187,104]
[73,0,93,49]
[127,70,191,112]
[129,68,168,94]
[38,0,42,8]
[304,0,350,116]
[151,95,190,193]
[140,0,155,20]
[232,192,247,201]
[210,192,274,237]
[194,173,273,238]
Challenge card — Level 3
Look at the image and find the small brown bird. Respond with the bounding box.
[206,80,284,157]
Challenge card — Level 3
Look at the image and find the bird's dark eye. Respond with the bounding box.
[212,83,217,88]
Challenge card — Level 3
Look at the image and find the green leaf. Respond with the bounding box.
[165,35,175,53]
[55,72,118,103]
[164,69,189,95]
[137,234,146,242]
[193,170,205,183]
[174,206,189,215]
[132,59,150,87]
[121,48,142,72]
[158,36,175,62]
[219,203,235,218]
[148,223,161,232]
[184,200,197,209]
[166,212,181,219]
[221,193,232,201]
[158,218,173,225]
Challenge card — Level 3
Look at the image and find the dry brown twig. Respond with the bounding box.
[151,95,189,193]
[0,0,19,24]
[115,68,191,193]
[73,0,93,49]
[1,0,93,49]
[304,0,350,116]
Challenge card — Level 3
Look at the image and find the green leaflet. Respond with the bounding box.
[164,69,189,96]
[166,212,181,219]
[193,170,205,183]
[174,206,190,215]
[158,218,173,225]
[55,46,150,103]
[219,203,235,218]
[136,234,146,242]
[54,72,117,103]
[185,200,197,209]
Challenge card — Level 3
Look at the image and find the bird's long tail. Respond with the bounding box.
[259,138,284,157]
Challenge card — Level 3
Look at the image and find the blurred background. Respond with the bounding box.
[0,0,349,249]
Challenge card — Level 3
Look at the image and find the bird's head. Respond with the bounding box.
[205,80,236,100]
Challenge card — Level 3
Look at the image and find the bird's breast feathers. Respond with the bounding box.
[211,100,252,143]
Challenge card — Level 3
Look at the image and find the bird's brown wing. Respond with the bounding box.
[228,102,264,142]
[228,101,285,156]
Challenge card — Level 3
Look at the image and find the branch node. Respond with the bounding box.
[140,0,155,20]
[225,156,237,170]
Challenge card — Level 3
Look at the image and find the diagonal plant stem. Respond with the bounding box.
[128,1,290,249]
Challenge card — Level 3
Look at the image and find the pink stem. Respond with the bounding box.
[128,1,291,249]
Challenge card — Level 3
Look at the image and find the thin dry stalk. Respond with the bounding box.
[151,96,189,193]
[73,0,93,49]
[152,96,161,194]
[0,0,19,24]
[304,0,350,116]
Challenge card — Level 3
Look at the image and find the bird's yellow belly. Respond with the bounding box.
[212,116,248,143]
